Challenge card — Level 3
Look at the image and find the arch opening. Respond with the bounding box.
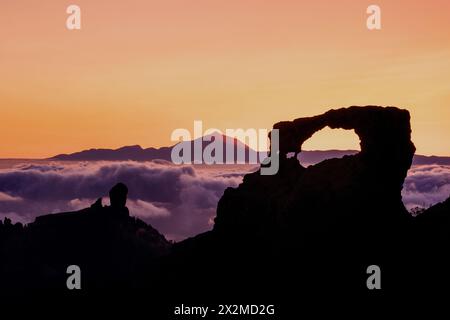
[298,127,361,166]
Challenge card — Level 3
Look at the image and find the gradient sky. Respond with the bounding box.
[1,0,450,158]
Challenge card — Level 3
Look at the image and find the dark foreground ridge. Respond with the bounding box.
[0,183,170,291]
[1,106,450,304]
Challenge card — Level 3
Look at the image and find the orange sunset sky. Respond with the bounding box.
[1,0,450,158]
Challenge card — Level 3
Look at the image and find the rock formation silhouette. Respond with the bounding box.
[1,106,450,305]
[166,106,448,300]
[215,106,415,237]
[0,183,169,292]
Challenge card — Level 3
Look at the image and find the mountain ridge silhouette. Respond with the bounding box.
[49,139,450,165]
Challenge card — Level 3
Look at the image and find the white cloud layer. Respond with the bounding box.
[402,164,450,210]
[0,161,247,240]
[1,161,448,239]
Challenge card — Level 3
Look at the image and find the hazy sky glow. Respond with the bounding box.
[1,0,450,158]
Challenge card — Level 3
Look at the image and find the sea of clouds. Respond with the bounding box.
[0,161,449,240]
[0,161,252,240]
[402,164,450,210]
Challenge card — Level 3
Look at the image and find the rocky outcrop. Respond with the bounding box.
[214,106,416,245]
[165,106,423,299]
[0,183,170,291]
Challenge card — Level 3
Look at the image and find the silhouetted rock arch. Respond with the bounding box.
[272,106,415,188]
[215,106,416,239]
[275,106,413,161]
